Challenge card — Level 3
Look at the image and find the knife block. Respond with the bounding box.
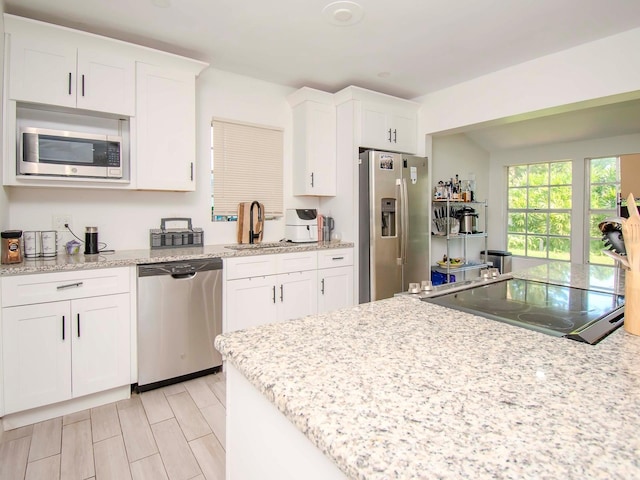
[625,270,640,336]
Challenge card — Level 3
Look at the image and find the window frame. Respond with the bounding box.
[506,160,573,262]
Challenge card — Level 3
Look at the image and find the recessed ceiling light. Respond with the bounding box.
[151,0,171,8]
[322,1,364,26]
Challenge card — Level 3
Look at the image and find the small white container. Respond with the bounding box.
[41,231,57,257]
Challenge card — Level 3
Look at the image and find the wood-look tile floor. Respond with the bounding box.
[0,372,226,480]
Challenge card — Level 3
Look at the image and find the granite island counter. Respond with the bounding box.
[215,263,640,479]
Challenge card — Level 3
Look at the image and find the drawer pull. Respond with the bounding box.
[321,278,325,295]
[280,284,284,302]
[332,256,345,261]
[77,314,81,338]
[62,316,65,341]
[272,285,276,304]
[57,282,83,290]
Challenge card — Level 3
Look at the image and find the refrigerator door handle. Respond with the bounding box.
[401,178,409,264]
[396,179,403,264]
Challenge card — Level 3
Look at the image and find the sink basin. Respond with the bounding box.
[225,242,291,250]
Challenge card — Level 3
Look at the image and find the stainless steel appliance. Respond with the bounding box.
[19,127,123,179]
[456,206,479,233]
[359,150,430,302]
[285,208,319,243]
[422,277,624,344]
[137,258,223,391]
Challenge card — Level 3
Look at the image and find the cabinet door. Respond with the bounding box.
[360,103,390,151]
[318,266,354,314]
[8,34,77,108]
[391,111,417,154]
[292,101,336,196]
[135,62,196,191]
[360,102,417,154]
[2,301,72,413]
[71,293,131,398]
[76,50,135,116]
[226,276,278,332]
[278,271,317,321]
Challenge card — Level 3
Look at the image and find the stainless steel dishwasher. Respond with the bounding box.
[137,257,223,391]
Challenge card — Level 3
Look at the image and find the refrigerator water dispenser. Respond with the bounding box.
[381,198,396,237]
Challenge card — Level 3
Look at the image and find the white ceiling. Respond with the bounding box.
[5,0,640,149]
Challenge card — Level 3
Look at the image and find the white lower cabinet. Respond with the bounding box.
[317,248,354,314]
[225,249,354,332]
[225,270,318,332]
[225,252,318,332]
[1,267,131,415]
[318,266,354,314]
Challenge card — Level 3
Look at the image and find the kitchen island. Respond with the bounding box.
[215,263,640,479]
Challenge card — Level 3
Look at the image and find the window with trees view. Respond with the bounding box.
[587,156,620,265]
[507,161,572,260]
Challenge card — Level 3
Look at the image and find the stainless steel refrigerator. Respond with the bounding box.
[359,150,430,302]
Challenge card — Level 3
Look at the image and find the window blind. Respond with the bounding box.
[212,118,283,216]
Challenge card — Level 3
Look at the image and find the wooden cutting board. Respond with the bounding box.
[237,202,265,244]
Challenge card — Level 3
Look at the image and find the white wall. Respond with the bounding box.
[431,134,489,266]
[415,27,640,135]
[0,6,8,231]
[5,67,319,250]
[416,26,640,269]
[488,132,640,271]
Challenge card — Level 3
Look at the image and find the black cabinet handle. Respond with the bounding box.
[77,314,80,338]
[68,72,72,95]
[388,128,392,143]
[280,284,284,302]
[332,256,344,261]
[321,278,325,295]
[310,172,314,187]
[393,129,397,143]
[190,162,194,181]
[81,74,85,97]
[272,285,276,304]
[62,316,65,340]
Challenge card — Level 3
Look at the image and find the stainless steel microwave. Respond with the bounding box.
[18,127,123,179]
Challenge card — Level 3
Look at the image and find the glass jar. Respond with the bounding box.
[1,230,23,264]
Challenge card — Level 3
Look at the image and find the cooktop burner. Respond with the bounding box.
[422,278,625,344]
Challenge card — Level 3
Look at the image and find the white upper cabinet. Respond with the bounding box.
[135,63,196,191]
[76,50,135,115]
[335,86,419,154]
[288,87,337,196]
[8,35,135,116]
[360,102,417,154]
[2,14,208,190]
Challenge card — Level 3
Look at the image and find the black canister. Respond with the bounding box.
[84,226,99,255]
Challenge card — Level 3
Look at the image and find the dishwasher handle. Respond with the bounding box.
[171,272,197,280]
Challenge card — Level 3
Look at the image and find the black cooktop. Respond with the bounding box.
[422,278,625,344]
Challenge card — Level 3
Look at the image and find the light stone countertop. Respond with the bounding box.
[0,241,354,276]
[215,263,640,480]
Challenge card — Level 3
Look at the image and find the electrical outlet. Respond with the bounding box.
[52,214,72,231]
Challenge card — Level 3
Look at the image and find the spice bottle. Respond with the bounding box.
[1,230,23,264]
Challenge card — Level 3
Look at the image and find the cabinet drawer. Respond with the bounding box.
[1,267,131,307]
[276,251,317,274]
[318,248,353,269]
[225,255,277,280]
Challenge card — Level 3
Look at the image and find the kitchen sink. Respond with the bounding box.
[225,242,291,250]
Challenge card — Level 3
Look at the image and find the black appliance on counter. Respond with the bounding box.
[422,277,624,344]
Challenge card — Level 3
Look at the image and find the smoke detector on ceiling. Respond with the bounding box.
[322,1,364,26]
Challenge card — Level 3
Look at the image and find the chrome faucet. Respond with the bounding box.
[249,201,262,244]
